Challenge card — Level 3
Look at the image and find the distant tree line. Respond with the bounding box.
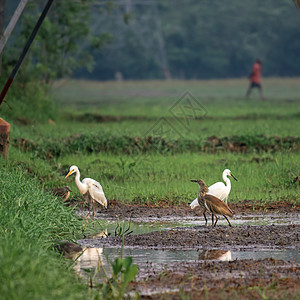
[1,0,113,85]
[2,0,300,83]
[0,0,113,121]
[76,0,300,80]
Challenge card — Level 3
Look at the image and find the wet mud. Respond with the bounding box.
[76,200,300,299]
[133,258,300,299]
[86,224,299,251]
[96,199,300,219]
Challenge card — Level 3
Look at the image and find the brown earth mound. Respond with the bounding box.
[133,258,300,299]
[93,224,300,250]
[93,199,300,220]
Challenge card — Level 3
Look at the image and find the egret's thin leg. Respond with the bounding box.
[85,212,90,221]
[224,215,232,227]
[92,201,96,220]
[211,214,214,226]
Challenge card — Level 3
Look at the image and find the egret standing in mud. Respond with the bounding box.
[65,165,107,218]
[191,179,233,227]
[190,169,237,209]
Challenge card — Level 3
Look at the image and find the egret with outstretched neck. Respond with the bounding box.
[65,165,107,218]
[190,169,237,209]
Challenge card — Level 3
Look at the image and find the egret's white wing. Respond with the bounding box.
[190,198,199,209]
[82,177,100,187]
[207,182,228,201]
[89,184,107,208]
[83,178,107,208]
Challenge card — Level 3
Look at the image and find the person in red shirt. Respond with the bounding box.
[245,59,265,100]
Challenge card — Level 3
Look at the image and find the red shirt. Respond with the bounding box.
[250,62,261,83]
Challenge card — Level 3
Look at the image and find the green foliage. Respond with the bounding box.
[6,79,300,204]
[4,0,113,84]
[0,165,88,299]
[101,256,139,300]
[0,237,87,300]
[12,132,300,159]
[77,0,300,80]
[114,216,133,236]
[0,1,115,122]
[0,165,82,245]
[116,157,137,179]
[0,80,57,122]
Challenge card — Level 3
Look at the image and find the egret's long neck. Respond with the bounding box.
[74,169,87,193]
[223,174,231,190]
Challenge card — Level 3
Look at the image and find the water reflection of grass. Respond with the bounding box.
[91,213,300,235]
[93,219,174,236]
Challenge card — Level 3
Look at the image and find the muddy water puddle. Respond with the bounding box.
[72,211,300,296]
[74,247,300,273]
[77,214,300,269]
[72,245,300,293]
[84,212,300,237]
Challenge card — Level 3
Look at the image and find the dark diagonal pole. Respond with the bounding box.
[0,0,54,107]
[294,0,300,12]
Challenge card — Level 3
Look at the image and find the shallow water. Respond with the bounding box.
[87,212,300,238]
[73,246,300,279]
[74,212,300,281]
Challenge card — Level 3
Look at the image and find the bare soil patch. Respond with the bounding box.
[133,258,300,299]
[96,224,299,250]
[94,199,300,219]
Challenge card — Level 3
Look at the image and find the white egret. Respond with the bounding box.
[190,169,237,209]
[65,165,107,218]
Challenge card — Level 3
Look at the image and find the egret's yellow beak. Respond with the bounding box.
[65,170,74,179]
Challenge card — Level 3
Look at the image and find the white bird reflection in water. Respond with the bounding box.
[56,229,109,278]
[198,250,232,261]
[73,229,108,276]
[73,247,105,276]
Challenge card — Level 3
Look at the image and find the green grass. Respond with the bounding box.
[4,78,300,204]
[0,163,92,300]
[10,116,300,140]
[52,78,300,108]
[0,236,87,300]
[60,152,300,204]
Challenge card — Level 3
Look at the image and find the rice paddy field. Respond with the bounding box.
[12,77,300,205]
[2,77,300,299]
